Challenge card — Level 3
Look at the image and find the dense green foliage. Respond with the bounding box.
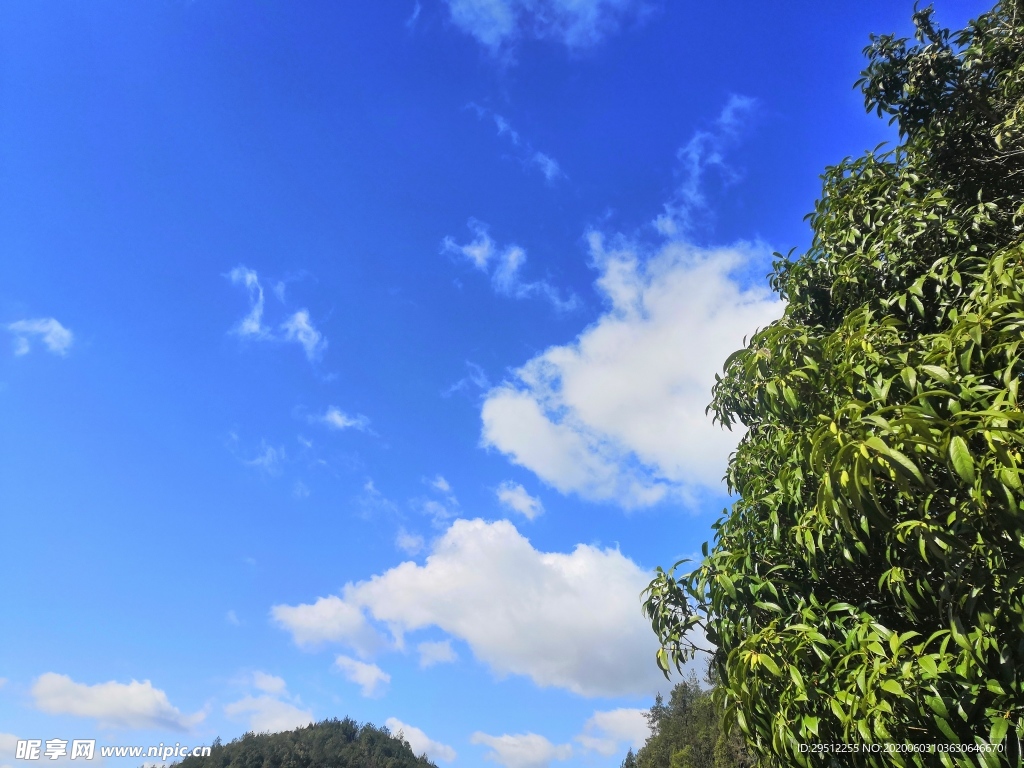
[645,2,1024,765]
[168,719,436,768]
[622,677,752,768]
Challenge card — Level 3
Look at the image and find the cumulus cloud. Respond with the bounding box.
[417,640,457,668]
[7,318,74,356]
[318,407,371,432]
[442,220,577,310]
[481,234,782,507]
[445,0,643,51]
[496,481,543,520]
[575,709,649,756]
[224,696,313,734]
[334,656,390,698]
[227,266,327,362]
[31,673,203,731]
[274,518,666,697]
[271,595,383,656]
[386,718,456,762]
[470,732,571,768]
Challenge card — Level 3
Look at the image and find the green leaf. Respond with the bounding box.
[948,435,976,484]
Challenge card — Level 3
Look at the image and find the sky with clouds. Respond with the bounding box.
[0,1,991,767]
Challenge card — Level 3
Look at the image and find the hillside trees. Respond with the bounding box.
[169,718,436,768]
[644,1,1024,765]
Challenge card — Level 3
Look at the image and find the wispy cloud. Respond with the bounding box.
[416,639,457,668]
[229,267,269,338]
[317,406,371,432]
[281,310,327,361]
[655,95,758,237]
[227,266,328,363]
[467,105,565,183]
[7,318,74,356]
[442,219,577,310]
[444,0,645,53]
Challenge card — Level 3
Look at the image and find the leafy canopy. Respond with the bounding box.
[645,1,1024,765]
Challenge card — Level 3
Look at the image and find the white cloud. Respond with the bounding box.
[481,234,782,507]
[386,718,456,762]
[318,407,371,431]
[227,266,328,362]
[274,518,666,697]
[224,695,313,734]
[466,106,565,184]
[575,709,649,756]
[229,266,268,337]
[445,0,642,51]
[431,475,452,493]
[281,310,327,361]
[31,673,203,731]
[271,595,383,656]
[471,732,571,768]
[334,656,390,698]
[251,672,287,696]
[496,481,543,520]
[0,678,7,689]
[443,220,577,310]
[655,95,757,237]
[417,640,457,668]
[396,528,426,556]
[7,318,74,356]
[225,610,241,626]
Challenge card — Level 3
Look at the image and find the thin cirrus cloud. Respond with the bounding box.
[442,219,577,311]
[466,104,565,183]
[316,406,371,432]
[334,655,390,698]
[496,481,543,520]
[416,639,457,668]
[655,95,759,237]
[7,317,73,356]
[470,731,572,768]
[31,673,204,731]
[228,266,327,362]
[385,718,456,763]
[272,517,671,698]
[443,0,644,52]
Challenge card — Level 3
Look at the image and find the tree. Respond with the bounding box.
[623,677,752,768]
[644,2,1024,765]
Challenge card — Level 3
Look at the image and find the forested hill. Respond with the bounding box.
[166,719,437,768]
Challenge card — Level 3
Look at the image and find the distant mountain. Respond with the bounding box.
[167,718,437,768]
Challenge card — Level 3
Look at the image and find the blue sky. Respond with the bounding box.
[0,1,992,766]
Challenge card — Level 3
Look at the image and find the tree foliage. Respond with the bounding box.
[622,676,753,768]
[644,2,1024,765]
[167,718,436,768]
